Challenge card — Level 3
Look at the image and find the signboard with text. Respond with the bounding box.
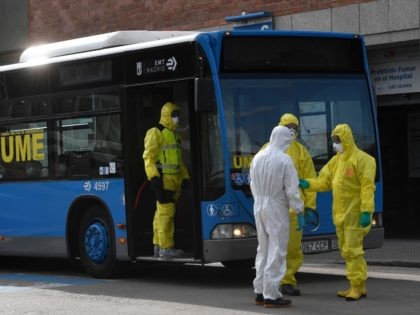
[371,60,420,95]
[370,45,420,95]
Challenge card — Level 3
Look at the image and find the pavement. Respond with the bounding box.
[303,238,420,268]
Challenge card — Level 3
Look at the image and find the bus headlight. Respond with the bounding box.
[211,224,257,239]
[371,212,383,227]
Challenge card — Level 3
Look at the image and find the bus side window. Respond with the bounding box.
[4,162,26,179]
[0,163,6,179]
[25,160,43,178]
[10,101,31,118]
[56,151,92,178]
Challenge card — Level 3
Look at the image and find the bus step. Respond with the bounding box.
[134,256,202,264]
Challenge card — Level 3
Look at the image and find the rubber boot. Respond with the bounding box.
[153,245,160,258]
[337,280,352,298]
[359,281,367,297]
[345,285,362,301]
[336,287,351,298]
[337,282,367,298]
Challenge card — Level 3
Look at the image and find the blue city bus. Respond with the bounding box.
[0,30,383,277]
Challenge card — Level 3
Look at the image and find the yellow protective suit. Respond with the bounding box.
[143,102,189,249]
[279,113,317,287]
[307,124,376,290]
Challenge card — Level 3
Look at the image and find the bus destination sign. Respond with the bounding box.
[136,56,178,76]
[125,43,196,84]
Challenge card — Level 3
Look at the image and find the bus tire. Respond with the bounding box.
[221,259,255,270]
[78,205,121,278]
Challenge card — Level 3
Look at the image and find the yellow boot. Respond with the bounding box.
[338,281,367,299]
[345,285,362,301]
[359,281,367,298]
[336,287,350,298]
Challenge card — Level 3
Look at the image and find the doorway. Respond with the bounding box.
[123,81,198,257]
[378,102,420,238]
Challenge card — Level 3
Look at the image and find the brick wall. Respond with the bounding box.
[28,0,374,44]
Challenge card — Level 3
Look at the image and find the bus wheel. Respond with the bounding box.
[221,259,255,270]
[79,205,120,278]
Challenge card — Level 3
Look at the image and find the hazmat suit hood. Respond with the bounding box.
[331,123,357,156]
[159,102,179,131]
[279,113,299,130]
[269,125,293,153]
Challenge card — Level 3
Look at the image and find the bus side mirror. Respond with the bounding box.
[194,78,216,112]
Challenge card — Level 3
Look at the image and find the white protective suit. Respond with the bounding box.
[250,126,304,300]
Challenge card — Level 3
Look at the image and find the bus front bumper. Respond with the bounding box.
[203,238,257,262]
[202,227,384,261]
[302,227,385,254]
[364,227,385,249]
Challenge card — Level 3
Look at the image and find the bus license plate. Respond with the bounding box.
[301,240,329,254]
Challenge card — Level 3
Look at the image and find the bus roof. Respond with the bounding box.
[0,30,363,73]
[0,31,200,72]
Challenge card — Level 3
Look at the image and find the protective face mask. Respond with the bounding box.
[289,128,297,139]
[172,117,179,125]
[333,142,344,153]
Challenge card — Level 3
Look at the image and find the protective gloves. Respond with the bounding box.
[150,176,163,200]
[359,211,371,227]
[182,179,189,189]
[299,179,310,189]
[150,176,162,190]
[304,208,317,224]
[304,208,319,231]
[297,212,305,231]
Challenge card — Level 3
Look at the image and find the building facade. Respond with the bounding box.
[1,0,419,237]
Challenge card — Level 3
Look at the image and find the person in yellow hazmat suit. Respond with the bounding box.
[143,101,190,260]
[278,113,317,296]
[299,123,376,301]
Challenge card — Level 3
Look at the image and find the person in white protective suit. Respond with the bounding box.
[250,126,305,308]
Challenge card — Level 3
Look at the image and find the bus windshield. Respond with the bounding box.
[220,73,377,190]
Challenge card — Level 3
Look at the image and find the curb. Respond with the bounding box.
[305,260,420,269]
[367,261,420,268]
